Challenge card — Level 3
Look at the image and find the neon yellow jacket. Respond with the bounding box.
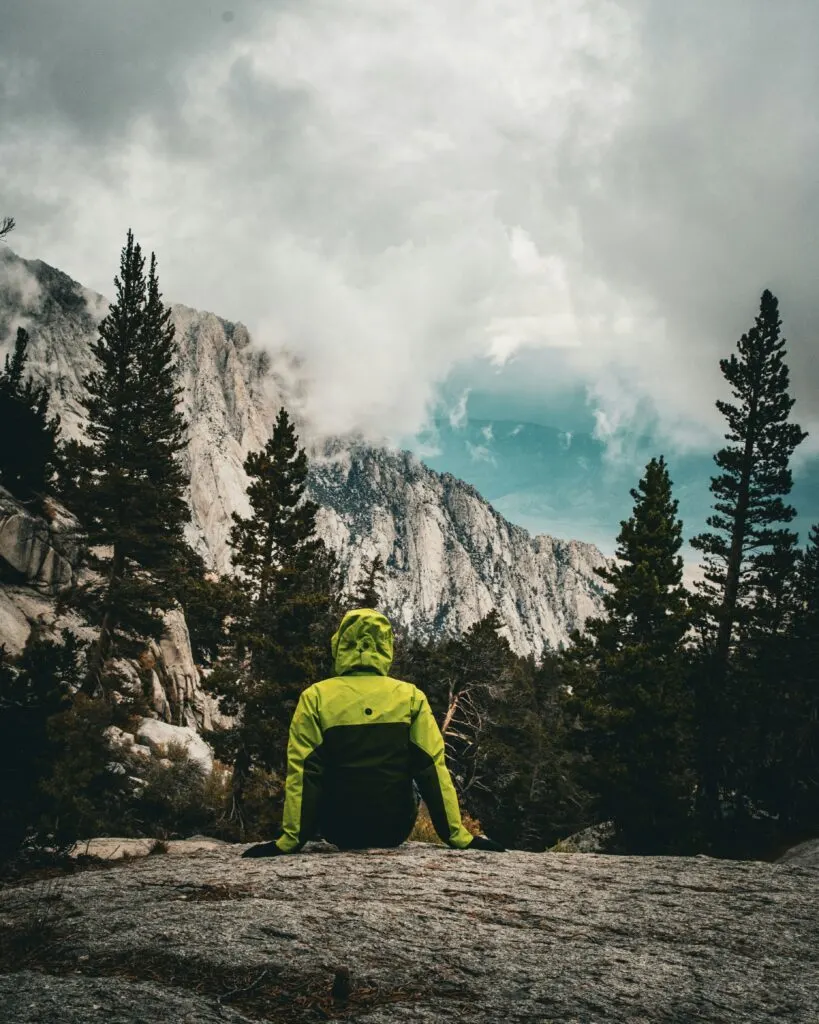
[275,608,474,853]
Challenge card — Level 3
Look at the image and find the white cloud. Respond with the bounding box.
[448,388,471,430]
[466,441,495,464]
[0,250,43,315]
[2,0,818,452]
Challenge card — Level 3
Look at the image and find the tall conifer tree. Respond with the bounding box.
[691,290,806,830]
[759,525,819,834]
[74,230,190,690]
[206,408,339,825]
[565,456,692,852]
[130,251,190,571]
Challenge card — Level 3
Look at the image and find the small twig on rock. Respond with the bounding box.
[217,968,269,1005]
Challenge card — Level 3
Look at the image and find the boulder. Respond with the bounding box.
[0,587,35,655]
[103,725,136,750]
[68,838,159,860]
[552,820,615,853]
[0,489,80,595]
[1,841,817,1023]
[135,718,214,773]
[778,838,819,868]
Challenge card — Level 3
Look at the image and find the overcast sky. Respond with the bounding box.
[2,0,818,458]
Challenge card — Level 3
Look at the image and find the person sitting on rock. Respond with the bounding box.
[242,608,506,856]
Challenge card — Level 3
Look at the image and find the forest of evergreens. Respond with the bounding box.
[1,226,816,868]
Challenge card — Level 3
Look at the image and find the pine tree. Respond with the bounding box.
[759,525,819,835]
[0,215,14,240]
[206,408,340,826]
[228,408,321,619]
[691,290,807,832]
[0,327,60,503]
[565,456,693,852]
[790,526,819,830]
[129,251,190,573]
[72,230,191,691]
[351,554,386,610]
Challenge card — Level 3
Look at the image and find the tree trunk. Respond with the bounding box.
[230,748,251,834]
[82,545,126,696]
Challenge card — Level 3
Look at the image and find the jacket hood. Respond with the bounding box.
[331,609,394,676]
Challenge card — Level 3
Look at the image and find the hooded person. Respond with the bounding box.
[242,608,505,856]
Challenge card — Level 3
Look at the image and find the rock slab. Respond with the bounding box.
[1,842,817,1023]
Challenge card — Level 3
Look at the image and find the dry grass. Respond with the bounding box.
[409,804,483,845]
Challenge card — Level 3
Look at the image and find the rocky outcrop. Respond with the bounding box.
[0,489,89,657]
[0,489,80,595]
[1,248,608,657]
[778,838,819,868]
[552,820,615,853]
[0,583,224,741]
[312,443,609,654]
[135,719,214,772]
[143,608,228,733]
[1,840,817,1023]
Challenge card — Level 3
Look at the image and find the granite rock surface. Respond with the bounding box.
[1,840,817,1023]
[0,489,80,596]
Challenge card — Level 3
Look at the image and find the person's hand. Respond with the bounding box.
[241,840,285,858]
[467,835,506,852]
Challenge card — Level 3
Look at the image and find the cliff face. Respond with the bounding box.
[0,840,817,1023]
[0,485,227,736]
[0,247,608,657]
[311,443,608,653]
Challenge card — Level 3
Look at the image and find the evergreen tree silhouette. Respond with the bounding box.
[206,408,340,827]
[691,290,806,833]
[352,554,386,610]
[72,230,191,692]
[0,327,60,504]
[565,456,693,852]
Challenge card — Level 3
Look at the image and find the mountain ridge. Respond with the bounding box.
[0,246,608,656]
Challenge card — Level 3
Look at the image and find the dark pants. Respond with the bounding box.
[317,786,420,850]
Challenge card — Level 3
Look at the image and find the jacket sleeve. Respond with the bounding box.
[408,687,474,849]
[275,686,325,853]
